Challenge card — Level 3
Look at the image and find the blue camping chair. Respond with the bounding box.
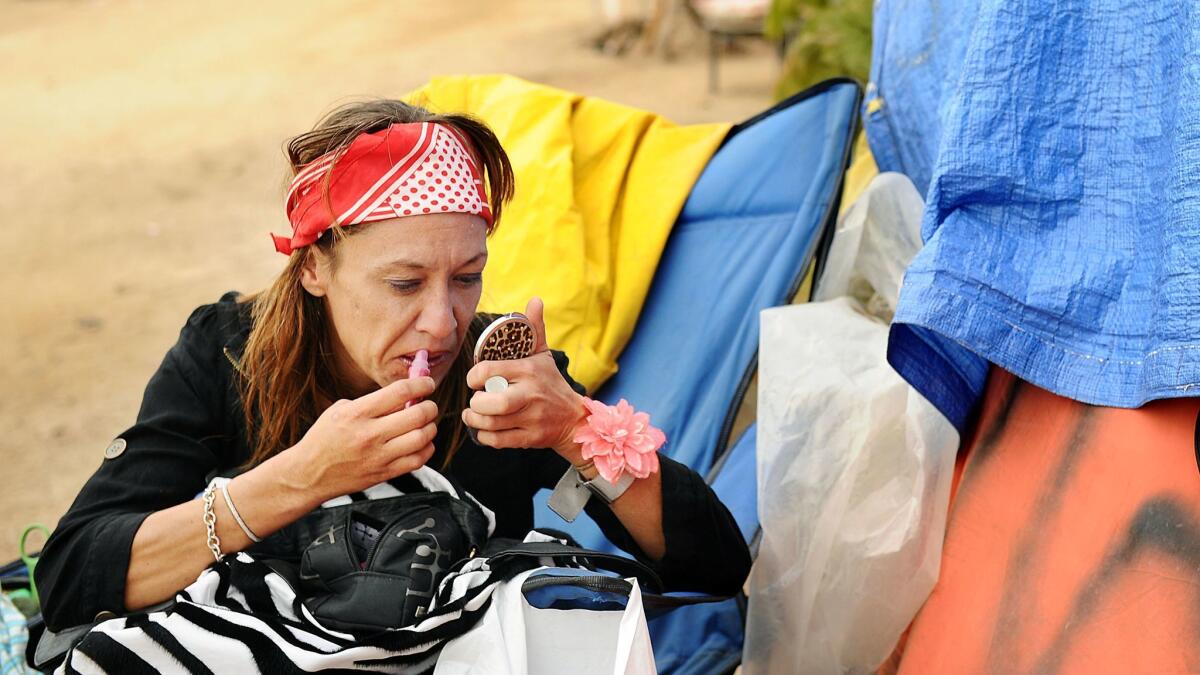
[533,78,863,674]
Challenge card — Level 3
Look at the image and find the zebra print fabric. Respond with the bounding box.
[56,551,520,674]
[55,468,533,674]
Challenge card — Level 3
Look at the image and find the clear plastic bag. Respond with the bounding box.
[743,173,958,674]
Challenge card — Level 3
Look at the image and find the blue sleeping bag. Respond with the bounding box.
[533,79,862,673]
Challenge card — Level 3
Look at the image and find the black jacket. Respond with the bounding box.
[36,292,751,630]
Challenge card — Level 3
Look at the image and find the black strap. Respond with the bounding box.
[482,541,735,617]
[489,540,729,619]
[483,542,666,592]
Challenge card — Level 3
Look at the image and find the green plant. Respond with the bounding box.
[766,0,873,99]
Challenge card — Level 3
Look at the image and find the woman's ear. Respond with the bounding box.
[299,250,329,298]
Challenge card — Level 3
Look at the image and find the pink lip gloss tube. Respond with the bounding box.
[405,349,430,409]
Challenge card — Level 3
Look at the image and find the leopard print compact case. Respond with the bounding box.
[473,313,537,364]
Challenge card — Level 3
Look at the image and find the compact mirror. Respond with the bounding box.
[471,313,537,397]
[473,313,537,365]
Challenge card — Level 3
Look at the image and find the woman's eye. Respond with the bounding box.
[455,273,484,286]
[387,279,420,293]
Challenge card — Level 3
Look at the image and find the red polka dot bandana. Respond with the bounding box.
[273,122,492,255]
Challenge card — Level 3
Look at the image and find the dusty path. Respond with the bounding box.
[0,0,777,561]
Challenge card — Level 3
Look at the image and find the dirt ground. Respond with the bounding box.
[0,0,779,562]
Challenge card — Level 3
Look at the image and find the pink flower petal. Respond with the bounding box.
[626,435,652,454]
[625,449,646,473]
[574,397,666,483]
[581,439,612,459]
[593,453,625,483]
[646,427,666,451]
[583,398,610,416]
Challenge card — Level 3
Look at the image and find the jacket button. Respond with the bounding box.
[94,610,118,622]
[103,438,127,460]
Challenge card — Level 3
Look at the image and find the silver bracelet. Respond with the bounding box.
[546,466,636,522]
[202,485,223,561]
[220,484,262,543]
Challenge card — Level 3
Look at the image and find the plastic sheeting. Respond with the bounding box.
[744,174,958,674]
[812,173,924,317]
[866,0,1200,424]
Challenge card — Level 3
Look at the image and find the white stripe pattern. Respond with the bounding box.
[58,470,531,674]
[338,124,434,225]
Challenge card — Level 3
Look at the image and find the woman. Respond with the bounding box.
[35,99,751,632]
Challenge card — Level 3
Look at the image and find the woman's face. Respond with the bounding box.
[300,213,488,397]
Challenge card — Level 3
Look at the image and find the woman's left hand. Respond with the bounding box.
[463,297,586,460]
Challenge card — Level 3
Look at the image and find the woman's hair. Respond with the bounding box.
[237,99,515,469]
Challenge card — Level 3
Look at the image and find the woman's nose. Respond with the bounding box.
[415,296,457,340]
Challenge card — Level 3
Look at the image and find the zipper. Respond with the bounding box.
[351,519,384,571]
[520,574,632,596]
[358,517,394,570]
[707,80,864,483]
[222,346,246,377]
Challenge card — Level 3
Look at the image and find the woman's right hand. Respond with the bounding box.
[122,377,440,614]
[286,376,440,502]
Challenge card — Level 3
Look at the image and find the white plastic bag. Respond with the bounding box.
[434,567,656,675]
[742,173,958,675]
[812,172,926,318]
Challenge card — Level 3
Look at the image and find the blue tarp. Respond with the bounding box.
[866,0,1200,426]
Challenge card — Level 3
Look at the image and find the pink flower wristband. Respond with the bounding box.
[572,397,665,483]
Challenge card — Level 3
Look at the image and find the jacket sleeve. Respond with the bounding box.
[35,303,237,630]
[529,351,752,596]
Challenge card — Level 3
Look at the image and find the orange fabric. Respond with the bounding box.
[886,369,1200,675]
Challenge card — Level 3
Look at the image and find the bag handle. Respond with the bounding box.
[482,541,665,592]
[19,523,50,606]
[490,542,734,620]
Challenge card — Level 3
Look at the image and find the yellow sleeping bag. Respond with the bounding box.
[407,75,729,391]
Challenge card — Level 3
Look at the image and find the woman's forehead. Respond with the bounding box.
[343,215,488,270]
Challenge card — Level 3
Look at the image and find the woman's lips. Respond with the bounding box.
[398,351,451,370]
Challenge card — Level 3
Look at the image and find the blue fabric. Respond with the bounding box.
[533,80,861,673]
[648,425,756,675]
[886,323,989,433]
[647,598,744,675]
[707,425,757,540]
[867,0,1200,418]
[0,594,29,675]
[863,0,981,196]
